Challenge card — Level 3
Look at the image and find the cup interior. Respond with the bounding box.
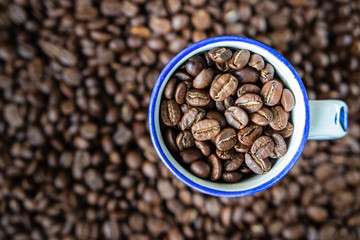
[148,36,309,197]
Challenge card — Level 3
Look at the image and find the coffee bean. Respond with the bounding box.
[190,160,211,179]
[191,119,221,141]
[234,143,250,153]
[175,82,188,104]
[193,68,214,89]
[261,80,283,106]
[180,108,205,130]
[235,93,263,113]
[250,107,273,126]
[251,136,275,160]
[224,106,249,129]
[270,133,287,158]
[210,73,238,101]
[176,131,195,151]
[240,164,251,174]
[179,148,203,164]
[215,101,226,113]
[208,47,232,63]
[215,61,231,72]
[222,171,243,183]
[223,96,234,109]
[281,88,295,112]
[186,89,211,107]
[173,71,193,81]
[186,55,207,77]
[216,148,236,160]
[233,67,259,83]
[238,124,263,146]
[195,140,212,156]
[237,84,261,97]
[192,10,212,30]
[164,128,179,153]
[215,128,237,151]
[206,111,228,128]
[180,103,192,114]
[269,106,288,131]
[228,49,251,70]
[164,78,178,100]
[248,54,265,70]
[245,152,271,175]
[204,51,214,66]
[260,63,275,83]
[224,154,244,171]
[208,154,222,181]
[161,100,181,126]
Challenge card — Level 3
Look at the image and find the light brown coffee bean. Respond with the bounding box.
[224,106,249,129]
[261,80,283,106]
[269,106,288,131]
[180,108,206,130]
[160,100,181,126]
[215,128,237,151]
[210,73,238,102]
[195,140,212,156]
[222,171,243,183]
[208,47,232,63]
[237,84,261,97]
[248,54,265,70]
[250,107,273,126]
[281,88,295,112]
[235,93,263,113]
[190,160,211,179]
[228,49,251,70]
[233,67,259,83]
[238,123,263,146]
[193,68,214,89]
[164,78,177,99]
[216,148,236,160]
[176,131,195,151]
[206,111,228,128]
[224,154,244,171]
[270,133,287,158]
[251,136,275,160]
[260,63,275,83]
[191,119,221,141]
[208,154,222,181]
[245,152,271,174]
[179,148,203,164]
[186,89,211,107]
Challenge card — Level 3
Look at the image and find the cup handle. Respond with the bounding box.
[308,100,348,140]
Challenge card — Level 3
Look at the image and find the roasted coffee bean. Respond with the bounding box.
[281,88,295,112]
[180,103,191,113]
[222,171,243,183]
[229,49,251,70]
[215,101,226,113]
[245,152,271,174]
[270,134,287,158]
[248,54,265,70]
[195,140,212,156]
[250,107,273,126]
[179,148,203,164]
[223,96,234,109]
[175,81,188,104]
[186,89,211,107]
[269,106,288,131]
[234,143,250,153]
[210,73,238,102]
[180,108,205,130]
[190,160,211,179]
[204,51,215,66]
[186,55,207,77]
[260,63,275,83]
[224,154,244,171]
[161,100,181,126]
[164,78,177,99]
[206,111,228,128]
[215,61,230,72]
[237,84,261,97]
[208,47,232,63]
[215,128,237,151]
[235,93,263,113]
[240,164,251,174]
[176,131,195,151]
[233,67,259,83]
[193,68,214,89]
[278,122,294,138]
[238,124,263,146]
[251,136,275,160]
[261,80,283,106]
[191,119,221,141]
[224,106,249,129]
[174,70,193,81]
[208,154,222,181]
[164,128,179,153]
[216,148,236,160]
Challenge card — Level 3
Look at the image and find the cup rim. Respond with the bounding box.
[148,35,309,197]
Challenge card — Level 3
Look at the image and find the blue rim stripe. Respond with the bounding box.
[148,36,310,197]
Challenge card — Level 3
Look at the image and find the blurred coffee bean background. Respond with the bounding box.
[0,0,360,239]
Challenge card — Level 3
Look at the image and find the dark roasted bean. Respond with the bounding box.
[180,108,205,130]
[190,161,211,179]
[224,154,244,171]
[222,171,243,183]
[206,111,228,128]
[250,107,273,126]
[193,68,214,89]
[179,148,203,164]
[195,140,212,156]
[248,54,265,70]
[208,154,222,181]
[238,124,263,146]
[186,55,207,77]
[216,148,236,160]
[270,133,287,158]
[164,78,178,99]
[260,63,275,83]
[164,128,179,153]
[237,84,261,97]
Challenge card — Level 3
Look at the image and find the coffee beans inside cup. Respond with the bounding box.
[160,47,295,183]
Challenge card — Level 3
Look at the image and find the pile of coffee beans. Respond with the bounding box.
[161,47,294,182]
[0,0,359,239]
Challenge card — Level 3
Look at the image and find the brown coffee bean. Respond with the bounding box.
[233,67,259,83]
[228,49,251,70]
[240,164,252,174]
[161,100,181,126]
[261,80,283,106]
[206,111,228,128]
[215,101,226,113]
[269,106,288,131]
[164,128,179,153]
[193,68,214,89]
[192,9,212,30]
[223,96,234,109]
[191,119,221,141]
[270,133,287,158]
[175,82,188,104]
[208,47,232,63]
[208,154,222,181]
[215,128,237,151]
[235,93,263,113]
[251,136,275,160]
[216,148,236,160]
[245,152,271,174]
[215,61,230,72]
[224,106,249,129]
[260,63,275,83]
[179,148,203,164]
[248,54,265,70]
[173,71,193,81]
[180,103,192,113]
[180,108,205,130]
[186,89,211,107]
[237,84,261,97]
[204,51,214,66]
[234,143,250,153]
[281,88,295,112]
[186,55,207,77]
[210,73,238,101]
[195,140,212,156]
[238,124,263,146]
[224,154,244,171]
[80,123,98,139]
[250,107,273,126]
[190,160,211,179]
[222,171,243,183]
[164,78,178,99]
[176,131,195,151]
